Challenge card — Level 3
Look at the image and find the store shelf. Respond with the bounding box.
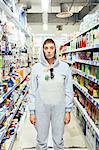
[5,124,19,150]
[73,68,99,85]
[73,80,99,108]
[62,60,74,65]
[0,107,19,144]
[0,127,6,143]
[64,22,99,46]
[0,114,6,123]
[74,97,99,137]
[0,114,14,143]
[0,72,29,104]
[0,0,30,37]
[76,60,99,67]
[77,22,99,38]
[0,88,28,143]
[17,108,27,135]
[0,0,13,18]
[5,108,27,150]
[62,59,99,66]
[0,85,17,103]
[6,109,26,150]
[61,46,99,54]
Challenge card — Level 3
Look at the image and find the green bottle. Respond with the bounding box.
[96,67,99,79]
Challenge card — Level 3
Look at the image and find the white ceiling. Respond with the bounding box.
[18,0,86,13]
[17,0,99,25]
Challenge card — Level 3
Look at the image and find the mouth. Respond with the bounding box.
[47,54,51,57]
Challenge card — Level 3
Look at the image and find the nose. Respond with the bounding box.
[48,48,51,53]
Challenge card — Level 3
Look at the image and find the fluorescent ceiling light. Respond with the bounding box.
[41,0,49,12]
[42,12,48,31]
[43,23,48,31]
[42,12,48,24]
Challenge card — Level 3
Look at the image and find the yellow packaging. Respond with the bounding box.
[80,76,85,87]
[15,69,25,78]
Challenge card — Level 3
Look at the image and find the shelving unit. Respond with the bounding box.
[73,68,99,85]
[62,60,99,66]
[0,1,31,149]
[0,0,30,37]
[0,72,29,104]
[60,22,99,150]
[0,90,26,143]
[64,22,99,46]
[77,22,99,40]
[0,81,29,148]
[16,106,27,135]
[75,60,99,67]
[61,46,99,54]
[73,80,99,108]
[4,90,28,150]
[0,114,6,123]
[74,97,99,137]
[5,124,19,150]
[62,60,74,65]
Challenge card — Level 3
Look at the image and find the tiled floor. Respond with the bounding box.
[12,112,89,150]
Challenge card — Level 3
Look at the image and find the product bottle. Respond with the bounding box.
[86,32,90,47]
[80,76,85,87]
[88,81,94,96]
[93,84,99,98]
[96,67,99,79]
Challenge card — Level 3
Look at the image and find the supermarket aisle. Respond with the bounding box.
[12,110,89,150]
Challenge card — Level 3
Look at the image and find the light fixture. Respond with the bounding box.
[41,0,50,31]
[41,0,49,12]
[43,24,48,31]
[56,3,73,18]
[42,12,48,31]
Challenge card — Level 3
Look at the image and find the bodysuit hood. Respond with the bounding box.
[39,45,59,68]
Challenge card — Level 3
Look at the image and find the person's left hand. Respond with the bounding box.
[64,112,71,125]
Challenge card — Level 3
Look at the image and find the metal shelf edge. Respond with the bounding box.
[74,97,99,136]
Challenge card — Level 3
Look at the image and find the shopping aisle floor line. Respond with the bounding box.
[12,111,89,150]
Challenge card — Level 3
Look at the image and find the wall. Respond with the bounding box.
[28,23,80,35]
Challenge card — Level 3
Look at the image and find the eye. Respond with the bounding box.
[50,46,54,49]
[44,46,48,50]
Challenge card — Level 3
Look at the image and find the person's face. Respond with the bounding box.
[43,42,55,60]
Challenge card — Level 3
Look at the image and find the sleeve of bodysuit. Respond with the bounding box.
[64,66,74,112]
[28,65,38,115]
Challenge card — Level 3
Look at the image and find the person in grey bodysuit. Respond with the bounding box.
[29,38,73,150]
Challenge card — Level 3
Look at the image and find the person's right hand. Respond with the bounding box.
[30,115,36,125]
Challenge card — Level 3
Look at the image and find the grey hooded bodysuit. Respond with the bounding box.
[29,47,74,150]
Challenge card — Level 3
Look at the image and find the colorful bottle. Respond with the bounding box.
[93,84,99,98]
[96,67,99,79]
[88,81,94,96]
[80,76,85,87]
[81,64,85,72]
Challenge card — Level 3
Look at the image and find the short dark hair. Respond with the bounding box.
[43,39,56,49]
[43,39,56,58]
